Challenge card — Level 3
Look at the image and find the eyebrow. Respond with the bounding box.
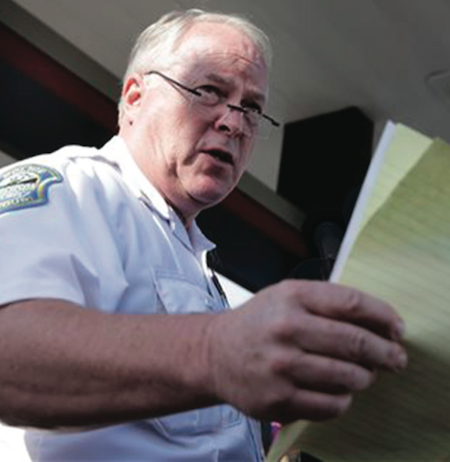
[204,72,267,106]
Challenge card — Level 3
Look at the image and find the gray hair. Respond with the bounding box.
[118,9,272,123]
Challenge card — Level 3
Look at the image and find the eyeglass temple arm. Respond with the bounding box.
[262,113,280,127]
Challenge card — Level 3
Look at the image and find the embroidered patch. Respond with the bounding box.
[0,164,63,215]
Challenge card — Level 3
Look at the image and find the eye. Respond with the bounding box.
[242,102,262,115]
[197,85,221,95]
[194,85,223,105]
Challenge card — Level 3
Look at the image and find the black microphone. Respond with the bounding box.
[314,222,343,280]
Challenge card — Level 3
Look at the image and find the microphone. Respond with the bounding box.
[314,222,343,279]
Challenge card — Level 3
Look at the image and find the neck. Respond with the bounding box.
[166,198,195,230]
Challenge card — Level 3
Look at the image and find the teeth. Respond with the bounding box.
[208,150,232,164]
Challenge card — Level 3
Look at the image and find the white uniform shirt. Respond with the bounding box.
[0,137,263,461]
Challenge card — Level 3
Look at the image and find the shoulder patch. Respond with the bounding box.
[0,164,63,215]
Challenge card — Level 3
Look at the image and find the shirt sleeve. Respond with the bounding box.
[0,158,128,311]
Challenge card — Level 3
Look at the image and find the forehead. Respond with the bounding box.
[171,22,268,93]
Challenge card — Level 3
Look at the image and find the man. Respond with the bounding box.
[0,9,406,461]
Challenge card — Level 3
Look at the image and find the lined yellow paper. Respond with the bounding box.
[268,125,450,461]
[360,123,432,228]
[333,123,432,282]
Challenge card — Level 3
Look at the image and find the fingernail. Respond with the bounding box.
[393,318,406,340]
[396,350,408,371]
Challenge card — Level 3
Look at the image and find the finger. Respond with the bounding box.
[274,351,376,394]
[274,389,353,423]
[292,312,408,371]
[289,280,405,341]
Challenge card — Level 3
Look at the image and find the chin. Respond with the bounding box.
[191,186,231,208]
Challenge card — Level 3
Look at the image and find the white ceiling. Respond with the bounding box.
[10,0,450,192]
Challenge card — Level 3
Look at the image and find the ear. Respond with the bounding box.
[121,74,146,123]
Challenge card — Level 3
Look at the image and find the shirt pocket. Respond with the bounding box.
[155,405,243,436]
[152,268,242,435]
[153,267,219,314]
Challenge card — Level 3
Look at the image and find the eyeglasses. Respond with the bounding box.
[144,70,280,139]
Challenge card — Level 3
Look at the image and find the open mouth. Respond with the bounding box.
[205,149,234,165]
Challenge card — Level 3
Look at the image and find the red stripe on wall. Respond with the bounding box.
[0,22,118,133]
[222,189,308,259]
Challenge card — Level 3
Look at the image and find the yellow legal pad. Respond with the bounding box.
[267,123,450,461]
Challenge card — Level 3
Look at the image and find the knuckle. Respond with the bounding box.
[269,350,299,377]
[338,365,372,392]
[343,289,364,318]
[337,365,359,391]
[347,329,368,361]
[272,322,295,343]
[278,280,300,303]
[269,354,291,376]
[271,312,297,343]
[387,344,407,371]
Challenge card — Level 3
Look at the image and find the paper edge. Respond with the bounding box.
[330,121,396,282]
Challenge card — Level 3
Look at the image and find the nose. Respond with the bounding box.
[214,105,246,138]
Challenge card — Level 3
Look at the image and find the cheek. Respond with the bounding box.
[160,115,204,158]
[172,112,209,147]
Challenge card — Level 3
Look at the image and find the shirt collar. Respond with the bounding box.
[101,136,171,221]
[100,136,215,254]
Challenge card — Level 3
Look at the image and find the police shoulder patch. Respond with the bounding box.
[0,164,63,215]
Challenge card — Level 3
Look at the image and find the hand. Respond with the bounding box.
[207,280,407,423]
